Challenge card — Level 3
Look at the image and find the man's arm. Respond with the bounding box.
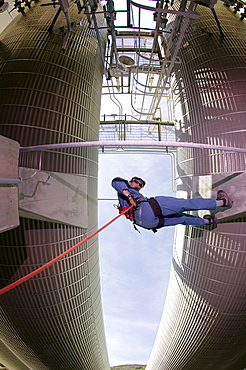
[111,177,130,196]
[111,177,137,207]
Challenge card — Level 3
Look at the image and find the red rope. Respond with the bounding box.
[0,206,132,295]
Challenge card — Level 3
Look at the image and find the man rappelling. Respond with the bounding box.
[112,176,233,232]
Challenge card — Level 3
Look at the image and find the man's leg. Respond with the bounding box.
[155,196,216,216]
[164,213,205,227]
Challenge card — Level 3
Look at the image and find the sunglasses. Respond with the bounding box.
[133,179,143,187]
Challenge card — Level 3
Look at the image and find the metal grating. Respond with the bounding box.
[99,118,175,142]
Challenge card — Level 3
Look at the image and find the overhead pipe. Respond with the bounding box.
[20,141,246,153]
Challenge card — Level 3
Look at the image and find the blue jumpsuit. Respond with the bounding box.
[111,177,217,230]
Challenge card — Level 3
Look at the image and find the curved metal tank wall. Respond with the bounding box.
[146,2,246,370]
[0,1,110,369]
[172,1,246,177]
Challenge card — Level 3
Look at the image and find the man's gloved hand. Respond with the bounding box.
[128,196,140,210]
[128,195,137,208]
[122,190,139,209]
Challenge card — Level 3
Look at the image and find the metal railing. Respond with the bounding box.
[99,114,176,143]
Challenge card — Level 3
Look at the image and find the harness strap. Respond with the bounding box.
[148,197,162,216]
[147,197,165,232]
[152,216,164,233]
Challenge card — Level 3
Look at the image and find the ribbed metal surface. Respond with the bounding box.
[146,3,246,370]
[0,4,103,174]
[172,1,246,176]
[0,2,109,369]
[147,222,246,370]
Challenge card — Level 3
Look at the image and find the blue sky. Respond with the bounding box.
[98,2,173,360]
[98,153,175,367]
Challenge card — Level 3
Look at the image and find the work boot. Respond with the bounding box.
[216,190,233,208]
[203,214,218,226]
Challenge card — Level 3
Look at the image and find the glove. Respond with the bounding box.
[128,196,139,209]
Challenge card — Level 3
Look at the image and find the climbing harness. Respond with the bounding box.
[116,197,165,233]
[117,206,135,222]
[116,203,142,233]
[116,197,142,222]
[116,199,141,232]
[0,205,134,296]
